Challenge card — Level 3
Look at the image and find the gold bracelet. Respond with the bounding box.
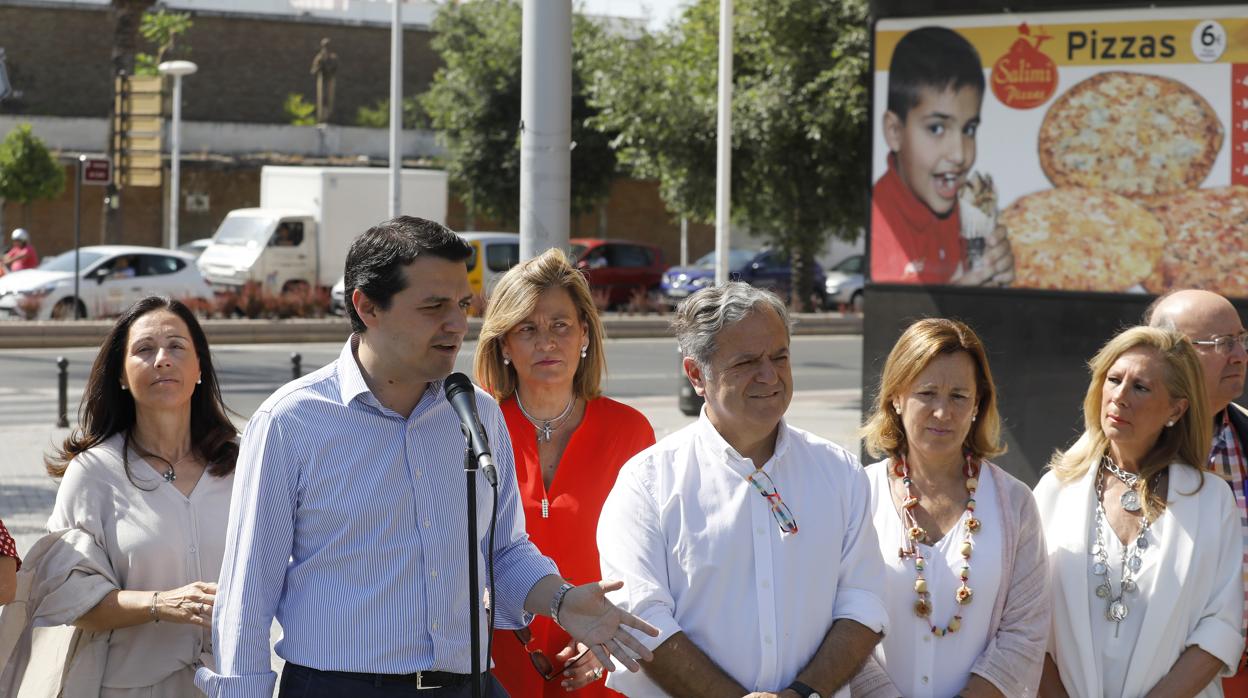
[150,592,160,623]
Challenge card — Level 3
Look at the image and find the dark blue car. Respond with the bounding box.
[660,249,825,305]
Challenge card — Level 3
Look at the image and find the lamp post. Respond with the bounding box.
[158,60,197,250]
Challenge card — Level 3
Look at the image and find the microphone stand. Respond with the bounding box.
[465,446,483,698]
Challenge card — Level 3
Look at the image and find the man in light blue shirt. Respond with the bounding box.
[196,217,657,697]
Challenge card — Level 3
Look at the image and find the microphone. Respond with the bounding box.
[443,372,499,486]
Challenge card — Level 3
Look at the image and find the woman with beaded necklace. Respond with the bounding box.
[853,318,1050,698]
[474,248,655,696]
[1036,326,1242,697]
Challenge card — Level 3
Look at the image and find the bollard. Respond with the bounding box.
[291,352,302,380]
[56,356,69,428]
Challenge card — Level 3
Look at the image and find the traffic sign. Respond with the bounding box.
[81,158,111,186]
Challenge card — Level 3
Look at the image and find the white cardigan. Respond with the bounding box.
[1034,463,1244,698]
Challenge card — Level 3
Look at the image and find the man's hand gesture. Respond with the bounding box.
[557,580,659,673]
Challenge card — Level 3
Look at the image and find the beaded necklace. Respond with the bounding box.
[895,453,980,637]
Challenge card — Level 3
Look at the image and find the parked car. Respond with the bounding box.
[330,275,347,316]
[463,232,520,299]
[0,245,212,320]
[661,249,826,306]
[824,254,864,312]
[178,238,213,260]
[568,238,665,308]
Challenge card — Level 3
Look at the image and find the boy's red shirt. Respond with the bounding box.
[870,153,962,284]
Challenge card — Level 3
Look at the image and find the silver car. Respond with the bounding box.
[824,254,864,312]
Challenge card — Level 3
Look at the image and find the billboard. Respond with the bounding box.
[870,7,1248,296]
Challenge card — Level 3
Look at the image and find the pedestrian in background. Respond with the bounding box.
[475,248,655,696]
[0,296,237,696]
[1,228,38,274]
[0,519,18,605]
[1036,326,1242,697]
[854,318,1049,697]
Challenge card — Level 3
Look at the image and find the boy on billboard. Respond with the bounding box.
[871,26,1013,286]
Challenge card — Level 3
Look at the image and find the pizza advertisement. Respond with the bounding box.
[869,7,1248,296]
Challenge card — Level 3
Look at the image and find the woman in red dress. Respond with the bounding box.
[475,248,655,696]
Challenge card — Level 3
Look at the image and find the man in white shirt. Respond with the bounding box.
[597,282,889,698]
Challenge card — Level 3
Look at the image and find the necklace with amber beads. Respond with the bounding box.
[895,453,980,637]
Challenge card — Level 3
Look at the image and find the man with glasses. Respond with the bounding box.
[1147,289,1248,693]
[597,282,888,698]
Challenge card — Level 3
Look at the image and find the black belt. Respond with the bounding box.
[302,664,478,690]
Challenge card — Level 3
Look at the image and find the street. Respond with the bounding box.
[0,334,862,429]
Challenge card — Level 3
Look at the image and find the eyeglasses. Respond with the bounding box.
[1191,332,1248,355]
[512,627,592,681]
[747,470,799,534]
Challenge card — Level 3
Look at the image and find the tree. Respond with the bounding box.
[587,0,870,310]
[134,8,193,76]
[0,124,66,230]
[103,0,156,244]
[421,0,617,227]
[354,96,431,130]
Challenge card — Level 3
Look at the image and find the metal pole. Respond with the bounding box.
[388,0,403,218]
[169,73,182,250]
[291,352,302,380]
[56,357,69,428]
[714,0,733,285]
[74,156,83,318]
[519,0,572,260]
[680,216,688,267]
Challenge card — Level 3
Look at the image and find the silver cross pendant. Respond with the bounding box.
[536,423,554,442]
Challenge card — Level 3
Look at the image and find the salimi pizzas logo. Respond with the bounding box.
[991,23,1059,109]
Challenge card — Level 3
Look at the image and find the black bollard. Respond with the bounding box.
[56,356,69,428]
[291,352,302,380]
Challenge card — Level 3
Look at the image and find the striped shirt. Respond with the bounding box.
[1208,408,1248,641]
[195,337,558,698]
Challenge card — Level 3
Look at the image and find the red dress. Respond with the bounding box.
[492,396,655,698]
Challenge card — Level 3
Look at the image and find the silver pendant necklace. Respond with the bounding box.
[1091,467,1151,636]
[1101,455,1143,512]
[131,436,195,483]
[515,394,575,443]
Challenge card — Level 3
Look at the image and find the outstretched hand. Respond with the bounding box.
[556,580,659,673]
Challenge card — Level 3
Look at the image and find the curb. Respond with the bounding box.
[0,313,862,348]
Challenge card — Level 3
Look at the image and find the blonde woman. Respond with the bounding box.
[1036,326,1242,697]
[854,318,1050,698]
[474,248,655,696]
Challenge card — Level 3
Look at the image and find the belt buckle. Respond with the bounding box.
[415,671,444,690]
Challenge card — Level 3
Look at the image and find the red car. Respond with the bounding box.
[568,238,666,309]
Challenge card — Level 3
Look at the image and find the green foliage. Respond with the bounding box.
[587,0,870,309]
[0,124,66,207]
[354,97,431,130]
[422,0,617,226]
[284,93,318,126]
[134,8,193,76]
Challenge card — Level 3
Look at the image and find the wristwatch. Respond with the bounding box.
[786,680,821,698]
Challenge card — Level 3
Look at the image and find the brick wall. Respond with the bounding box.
[0,4,438,125]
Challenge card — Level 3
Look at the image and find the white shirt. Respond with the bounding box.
[866,461,1003,698]
[1088,502,1165,698]
[598,412,889,697]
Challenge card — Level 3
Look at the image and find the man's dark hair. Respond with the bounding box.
[887,26,985,121]
[344,216,472,333]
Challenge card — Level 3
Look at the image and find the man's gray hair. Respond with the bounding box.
[671,282,793,369]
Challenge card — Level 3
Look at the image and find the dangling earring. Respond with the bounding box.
[972,412,977,422]
[196,375,202,385]
[580,344,588,359]
[503,355,510,366]
[893,404,901,415]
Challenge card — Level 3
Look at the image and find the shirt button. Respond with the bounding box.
[423,520,432,528]
[432,621,439,630]
[189,546,197,554]
[764,635,773,645]
[923,635,930,643]
[761,579,770,589]
[756,527,765,536]
[922,676,929,684]
[414,470,423,479]
[430,570,438,578]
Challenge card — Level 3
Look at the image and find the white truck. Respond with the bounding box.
[197,166,448,294]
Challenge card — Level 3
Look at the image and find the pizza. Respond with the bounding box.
[1038,72,1222,202]
[1147,186,1248,296]
[1001,188,1165,291]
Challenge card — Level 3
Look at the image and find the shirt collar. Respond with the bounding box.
[335,334,446,415]
[695,406,791,478]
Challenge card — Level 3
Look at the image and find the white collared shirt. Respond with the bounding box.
[598,412,889,697]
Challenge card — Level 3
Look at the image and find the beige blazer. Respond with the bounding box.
[1034,462,1244,698]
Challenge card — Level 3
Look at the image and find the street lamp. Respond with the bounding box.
[158,60,197,250]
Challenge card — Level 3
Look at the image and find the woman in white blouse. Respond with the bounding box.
[853,318,1050,698]
[1036,326,1243,697]
[21,297,238,696]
